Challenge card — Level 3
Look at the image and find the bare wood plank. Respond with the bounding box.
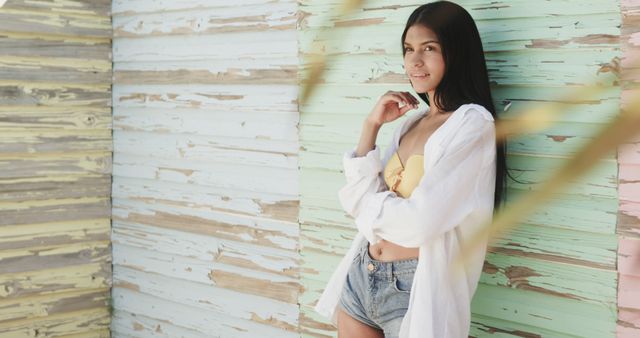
[112,198,297,251]
[113,30,296,62]
[0,130,112,153]
[0,262,110,300]
[114,66,296,85]
[113,152,297,196]
[0,106,111,130]
[112,221,298,278]
[0,83,111,107]
[0,175,110,202]
[113,265,298,331]
[113,3,296,38]
[0,307,110,336]
[0,288,109,324]
[0,36,110,60]
[113,108,298,141]
[1,0,111,17]
[113,176,297,223]
[0,10,111,38]
[0,218,109,251]
[112,287,297,338]
[112,0,294,16]
[0,240,110,274]
[0,152,111,178]
[112,310,205,338]
[113,84,295,112]
[0,197,110,226]
[0,58,112,85]
[113,243,298,304]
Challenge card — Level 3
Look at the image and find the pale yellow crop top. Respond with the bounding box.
[383,150,424,198]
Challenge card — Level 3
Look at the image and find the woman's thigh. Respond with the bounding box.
[337,306,384,338]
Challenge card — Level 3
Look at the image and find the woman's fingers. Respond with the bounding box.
[399,104,413,115]
[401,91,419,106]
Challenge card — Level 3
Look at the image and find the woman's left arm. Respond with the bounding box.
[355,111,496,248]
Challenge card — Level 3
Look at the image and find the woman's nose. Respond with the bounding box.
[410,56,424,67]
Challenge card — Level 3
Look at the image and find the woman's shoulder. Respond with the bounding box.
[460,103,494,123]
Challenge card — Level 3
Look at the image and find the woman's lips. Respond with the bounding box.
[411,73,429,80]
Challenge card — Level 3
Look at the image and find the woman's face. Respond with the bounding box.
[403,25,445,96]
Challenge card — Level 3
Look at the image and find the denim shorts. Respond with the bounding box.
[338,238,419,338]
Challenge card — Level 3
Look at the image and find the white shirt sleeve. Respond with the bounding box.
[336,125,401,220]
[354,111,496,248]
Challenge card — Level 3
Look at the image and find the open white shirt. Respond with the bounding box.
[314,103,497,338]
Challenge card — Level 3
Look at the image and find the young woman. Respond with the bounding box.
[314,1,508,338]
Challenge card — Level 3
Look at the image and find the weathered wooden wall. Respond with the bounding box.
[618,0,640,336]
[0,0,113,336]
[299,1,622,337]
[109,0,301,336]
[0,1,634,337]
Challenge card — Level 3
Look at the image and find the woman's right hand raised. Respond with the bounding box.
[366,91,420,127]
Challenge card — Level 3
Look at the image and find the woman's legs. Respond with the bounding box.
[337,306,384,338]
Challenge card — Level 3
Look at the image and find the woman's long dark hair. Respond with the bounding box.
[402,1,513,213]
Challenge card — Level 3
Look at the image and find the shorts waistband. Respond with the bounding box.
[358,239,418,278]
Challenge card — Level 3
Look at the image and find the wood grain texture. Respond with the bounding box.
[0,0,113,336]
[618,1,640,337]
[110,1,300,337]
[299,1,622,337]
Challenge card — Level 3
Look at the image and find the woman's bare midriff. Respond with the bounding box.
[368,239,419,261]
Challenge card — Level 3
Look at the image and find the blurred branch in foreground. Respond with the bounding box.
[456,55,638,271]
[299,0,364,106]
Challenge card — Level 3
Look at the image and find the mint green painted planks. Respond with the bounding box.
[471,284,617,337]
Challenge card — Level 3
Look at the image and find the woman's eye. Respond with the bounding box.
[404,46,433,52]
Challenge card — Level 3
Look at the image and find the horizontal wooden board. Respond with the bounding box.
[113,152,297,196]
[0,307,110,336]
[0,287,108,323]
[112,0,294,16]
[299,15,619,56]
[112,198,298,251]
[299,0,619,25]
[0,240,110,274]
[0,0,111,17]
[0,82,111,107]
[112,287,298,338]
[112,176,297,223]
[113,2,296,38]
[113,29,296,62]
[470,283,616,337]
[0,198,110,227]
[0,261,110,300]
[113,84,296,112]
[0,106,112,130]
[113,221,299,278]
[0,9,111,38]
[113,265,297,331]
[0,129,112,153]
[112,242,298,304]
[114,108,298,141]
[0,152,111,179]
[112,309,208,338]
[0,56,111,85]
[0,36,111,60]
[0,175,110,202]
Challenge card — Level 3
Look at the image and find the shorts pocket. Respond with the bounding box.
[392,273,414,293]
